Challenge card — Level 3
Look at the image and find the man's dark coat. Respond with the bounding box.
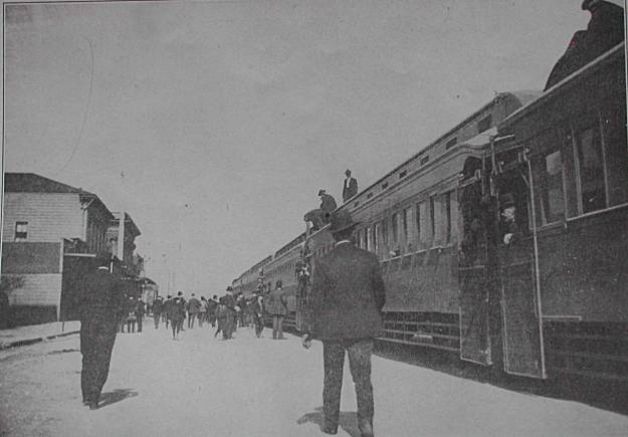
[307,242,386,340]
[342,177,358,201]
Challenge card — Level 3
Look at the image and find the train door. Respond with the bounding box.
[494,149,546,378]
[458,158,493,366]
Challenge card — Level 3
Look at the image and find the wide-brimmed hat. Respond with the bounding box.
[328,210,359,234]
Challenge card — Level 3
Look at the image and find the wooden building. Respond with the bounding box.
[1,173,113,325]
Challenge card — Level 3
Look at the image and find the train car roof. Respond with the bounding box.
[340,91,540,213]
[500,43,625,130]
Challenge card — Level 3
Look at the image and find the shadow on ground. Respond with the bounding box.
[298,407,361,437]
[47,348,79,355]
[99,388,138,408]
[375,340,628,416]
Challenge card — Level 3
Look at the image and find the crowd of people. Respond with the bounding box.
[146,281,288,341]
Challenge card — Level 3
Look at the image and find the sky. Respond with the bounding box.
[1,0,597,294]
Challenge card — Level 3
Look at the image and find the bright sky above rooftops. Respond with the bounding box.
[2,0,595,293]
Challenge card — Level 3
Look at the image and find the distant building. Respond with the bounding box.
[106,212,142,278]
[2,173,114,325]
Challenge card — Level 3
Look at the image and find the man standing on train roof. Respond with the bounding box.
[302,209,386,437]
[342,169,358,202]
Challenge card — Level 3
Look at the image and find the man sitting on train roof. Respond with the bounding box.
[544,0,624,90]
[303,189,338,231]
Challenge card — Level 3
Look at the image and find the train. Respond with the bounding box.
[233,5,627,382]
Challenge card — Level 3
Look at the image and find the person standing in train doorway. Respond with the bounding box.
[302,210,386,437]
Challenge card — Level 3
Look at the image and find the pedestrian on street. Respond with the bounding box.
[186,293,201,328]
[220,287,237,339]
[199,296,208,327]
[302,210,386,437]
[152,296,163,329]
[167,292,186,339]
[78,256,125,410]
[207,295,218,328]
[125,297,137,333]
[163,295,173,329]
[135,298,146,333]
[251,292,264,338]
[265,279,288,340]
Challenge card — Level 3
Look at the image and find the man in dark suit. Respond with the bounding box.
[78,256,125,410]
[304,189,338,230]
[342,169,358,202]
[303,210,386,437]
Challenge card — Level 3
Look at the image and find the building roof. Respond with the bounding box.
[4,172,94,195]
[4,172,114,220]
[110,212,141,237]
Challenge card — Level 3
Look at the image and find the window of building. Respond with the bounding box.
[14,221,28,242]
[478,115,492,133]
[445,137,458,149]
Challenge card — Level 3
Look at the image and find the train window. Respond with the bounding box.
[478,115,492,133]
[602,106,628,206]
[391,212,399,245]
[420,155,429,166]
[576,123,606,213]
[443,192,452,244]
[533,149,565,225]
[382,182,389,189]
[381,219,388,248]
[415,203,421,246]
[399,170,407,179]
[445,137,458,149]
[403,207,411,248]
[429,196,436,242]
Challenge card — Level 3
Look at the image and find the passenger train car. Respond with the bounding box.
[233,9,627,382]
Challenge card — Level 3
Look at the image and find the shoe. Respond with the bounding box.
[322,426,337,435]
[358,420,374,437]
[88,402,99,410]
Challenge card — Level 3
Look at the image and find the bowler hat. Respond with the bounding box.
[500,193,516,208]
[318,189,326,196]
[328,209,359,234]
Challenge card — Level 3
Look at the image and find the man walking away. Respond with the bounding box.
[78,256,125,410]
[303,210,386,437]
[152,296,163,329]
[265,280,288,339]
[208,295,218,328]
[187,293,201,328]
[251,292,264,338]
[136,298,145,333]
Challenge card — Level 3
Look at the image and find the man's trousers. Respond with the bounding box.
[80,319,117,404]
[322,339,374,431]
